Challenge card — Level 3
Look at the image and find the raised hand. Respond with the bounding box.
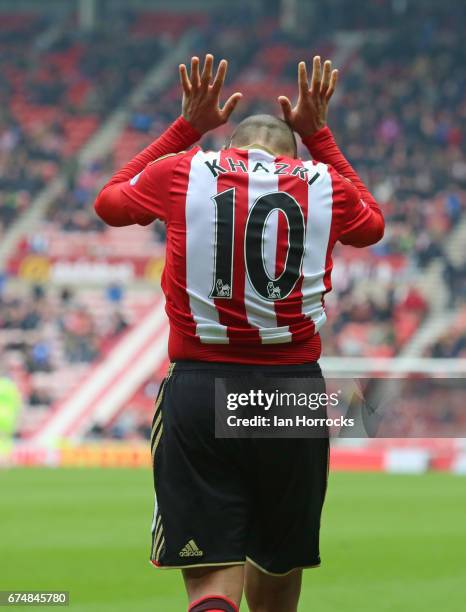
[278,56,338,138]
[179,54,242,135]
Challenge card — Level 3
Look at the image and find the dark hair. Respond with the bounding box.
[229,114,297,157]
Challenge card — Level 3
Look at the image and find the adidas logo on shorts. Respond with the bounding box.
[179,539,204,557]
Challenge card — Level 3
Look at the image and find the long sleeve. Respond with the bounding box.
[95,116,201,226]
[302,127,385,247]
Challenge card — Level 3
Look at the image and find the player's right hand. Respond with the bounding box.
[278,56,338,138]
[179,54,242,135]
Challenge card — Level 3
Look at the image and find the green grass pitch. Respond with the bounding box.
[0,468,465,611]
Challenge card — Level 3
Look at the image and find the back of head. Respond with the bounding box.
[229,114,297,158]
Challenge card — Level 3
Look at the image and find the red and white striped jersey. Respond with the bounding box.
[96,120,384,364]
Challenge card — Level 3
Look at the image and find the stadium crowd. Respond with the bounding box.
[0,10,169,233]
[0,1,464,429]
[0,282,129,410]
[38,1,465,357]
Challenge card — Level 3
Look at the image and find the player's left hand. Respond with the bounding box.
[179,54,242,135]
[278,56,338,138]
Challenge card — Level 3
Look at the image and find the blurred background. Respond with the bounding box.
[0,0,465,472]
[1,2,465,611]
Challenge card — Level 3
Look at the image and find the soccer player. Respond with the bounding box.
[95,54,384,612]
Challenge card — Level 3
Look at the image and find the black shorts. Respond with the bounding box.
[149,360,329,576]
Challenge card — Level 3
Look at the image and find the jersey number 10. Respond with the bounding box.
[209,188,306,302]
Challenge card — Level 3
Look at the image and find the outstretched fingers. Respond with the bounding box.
[211,59,228,96]
[201,54,213,89]
[190,56,201,90]
[320,60,332,94]
[298,61,309,96]
[179,63,191,95]
[278,95,293,122]
[221,92,243,121]
[310,56,338,99]
[325,68,339,100]
[310,55,321,96]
